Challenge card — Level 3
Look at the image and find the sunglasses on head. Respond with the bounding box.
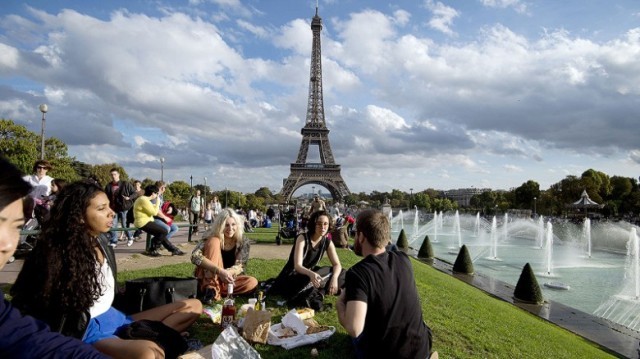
[36,166,48,169]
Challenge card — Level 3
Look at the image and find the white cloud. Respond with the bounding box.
[425,0,460,36]
[236,19,269,38]
[364,105,408,131]
[480,0,528,14]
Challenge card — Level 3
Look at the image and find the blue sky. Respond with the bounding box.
[1,0,640,196]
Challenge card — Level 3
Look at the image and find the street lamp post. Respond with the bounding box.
[160,157,165,182]
[204,177,207,209]
[39,104,48,160]
[312,186,315,199]
[533,197,537,217]
[190,175,193,190]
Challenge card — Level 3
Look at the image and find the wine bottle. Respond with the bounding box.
[221,283,236,328]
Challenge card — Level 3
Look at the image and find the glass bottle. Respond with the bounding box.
[221,283,236,329]
[255,291,264,311]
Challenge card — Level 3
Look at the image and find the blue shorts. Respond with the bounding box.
[83,307,134,344]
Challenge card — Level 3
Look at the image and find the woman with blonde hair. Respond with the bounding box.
[192,208,258,303]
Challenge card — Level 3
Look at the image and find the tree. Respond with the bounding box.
[0,119,39,174]
[0,119,78,180]
[514,180,540,210]
[254,187,273,200]
[90,163,130,187]
[581,169,611,202]
[167,181,191,209]
[413,192,432,212]
[245,193,266,212]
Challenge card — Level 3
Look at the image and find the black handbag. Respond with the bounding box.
[116,276,197,314]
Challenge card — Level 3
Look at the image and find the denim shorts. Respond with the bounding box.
[83,306,134,344]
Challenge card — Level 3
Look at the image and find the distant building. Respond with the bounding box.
[442,188,491,207]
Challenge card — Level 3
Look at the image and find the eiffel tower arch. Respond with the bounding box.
[280,7,350,202]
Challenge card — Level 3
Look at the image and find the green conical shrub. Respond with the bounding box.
[514,263,544,304]
[396,229,409,253]
[452,245,474,274]
[417,235,434,259]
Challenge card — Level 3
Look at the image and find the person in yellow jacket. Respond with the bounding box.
[133,185,185,256]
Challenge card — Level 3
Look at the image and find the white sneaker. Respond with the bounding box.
[108,243,117,248]
[127,239,134,247]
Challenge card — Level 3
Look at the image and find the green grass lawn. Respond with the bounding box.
[120,227,617,359]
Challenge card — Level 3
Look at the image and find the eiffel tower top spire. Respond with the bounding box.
[305,4,325,130]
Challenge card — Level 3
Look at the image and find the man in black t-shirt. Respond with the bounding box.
[337,209,434,359]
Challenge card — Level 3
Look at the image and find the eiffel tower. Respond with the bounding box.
[280,7,350,202]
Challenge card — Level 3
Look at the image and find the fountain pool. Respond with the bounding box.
[390,210,640,332]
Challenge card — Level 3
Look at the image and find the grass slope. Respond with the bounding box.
[119,229,615,359]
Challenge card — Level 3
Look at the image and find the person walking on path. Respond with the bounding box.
[189,190,204,233]
[104,168,136,247]
[336,209,434,359]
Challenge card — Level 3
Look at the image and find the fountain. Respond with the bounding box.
[453,210,462,249]
[583,218,592,258]
[488,216,499,260]
[545,222,554,276]
[593,228,640,330]
[536,216,544,248]
[390,211,640,332]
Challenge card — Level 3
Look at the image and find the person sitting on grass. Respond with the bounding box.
[336,209,434,359]
[192,208,258,304]
[0,157,108,358]
[10,180,202,358]
[133,184,185,257]
[268,210,345,307]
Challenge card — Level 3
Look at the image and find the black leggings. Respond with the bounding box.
[141,221,177,252]
[273,266,346,299]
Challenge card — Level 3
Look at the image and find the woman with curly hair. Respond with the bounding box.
[11,180,202,358]
[192,208,258,303]
[269,210,345,301]
[0,157,107,358]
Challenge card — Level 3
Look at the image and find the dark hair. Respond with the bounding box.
[0,157,32,211]
[109,167,119,173]
[356,209,391,249]
[11,180,105,316]
[51,178,67,193]
[306,210,333,235]
[144,185,159,196]
[32,159,52,172]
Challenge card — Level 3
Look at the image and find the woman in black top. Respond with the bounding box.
[270,210,345,299]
